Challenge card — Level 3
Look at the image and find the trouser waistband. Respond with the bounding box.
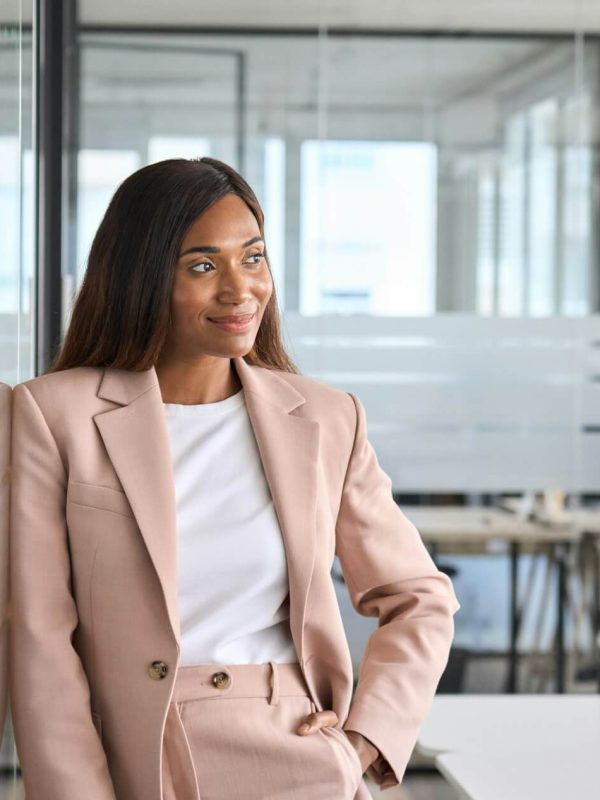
[170,661,307,706]
[162,661,309,799]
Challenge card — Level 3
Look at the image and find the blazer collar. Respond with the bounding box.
[93,356,320,669]
[96,355,305,413]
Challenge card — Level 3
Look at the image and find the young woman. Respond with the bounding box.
[9,157,460,800]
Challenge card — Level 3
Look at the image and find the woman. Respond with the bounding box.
[9,157,461,800]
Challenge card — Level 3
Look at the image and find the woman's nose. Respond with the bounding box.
[216,267,254,297]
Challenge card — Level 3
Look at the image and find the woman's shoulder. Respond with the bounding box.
[265,366,357,434]
[13,366,104,405]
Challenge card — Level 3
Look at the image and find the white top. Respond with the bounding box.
[163,388,298,666]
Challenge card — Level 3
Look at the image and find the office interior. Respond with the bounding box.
[2,1,600,798]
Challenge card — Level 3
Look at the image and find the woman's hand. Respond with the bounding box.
[297,709,379,773]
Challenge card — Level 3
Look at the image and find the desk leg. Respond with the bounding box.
[507,541,519,693]
[593,534,600,694]
[596,536,600,694]
[554,541,568,694]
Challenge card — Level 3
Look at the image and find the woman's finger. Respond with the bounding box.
[297,708,339,734]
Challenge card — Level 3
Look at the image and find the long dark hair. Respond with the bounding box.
[47,157,299,374]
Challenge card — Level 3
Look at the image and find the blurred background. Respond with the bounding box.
[2,1,600,798]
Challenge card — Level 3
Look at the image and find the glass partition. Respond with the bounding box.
[75,31,598,320]
[1,4,34,795]
[0,3,34,386]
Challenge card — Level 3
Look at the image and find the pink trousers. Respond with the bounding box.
[161,661,365,800]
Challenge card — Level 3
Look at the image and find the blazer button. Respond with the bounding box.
[211,671,231,689]
[148,660,169,680]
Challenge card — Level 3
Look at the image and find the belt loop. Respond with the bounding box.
[268,661,279,705]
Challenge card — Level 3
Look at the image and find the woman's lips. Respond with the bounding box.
[207,312,256,332]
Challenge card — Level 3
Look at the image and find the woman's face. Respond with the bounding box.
[166,193,273,360]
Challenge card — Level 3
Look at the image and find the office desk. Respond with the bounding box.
[497,499,600,692]
[416,695,600,800]
[403,506,581,691]
[435,747,599,800]
[416,694,600,756]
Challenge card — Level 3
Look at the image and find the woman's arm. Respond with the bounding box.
[336,391,461,790]
[9,383,117,800]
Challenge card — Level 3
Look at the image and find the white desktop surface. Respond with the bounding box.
[435,746,600,800]
[416,694,600,758]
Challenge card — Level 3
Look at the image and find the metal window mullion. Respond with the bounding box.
[63,0,80,333]
[235,51,247,176]
[35,0,65,374]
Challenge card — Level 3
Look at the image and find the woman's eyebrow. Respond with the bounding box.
[179,236,264,257]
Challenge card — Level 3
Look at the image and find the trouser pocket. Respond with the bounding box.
[308,699,364,788]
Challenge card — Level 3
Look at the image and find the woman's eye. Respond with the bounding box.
[189,253,264,274]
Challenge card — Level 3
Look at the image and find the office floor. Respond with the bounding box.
[368,772,458,799]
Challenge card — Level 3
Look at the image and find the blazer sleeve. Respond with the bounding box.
[336,391,461,790]
[9,383,117,800]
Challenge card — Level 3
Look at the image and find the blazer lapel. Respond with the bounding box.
[93,368,180,644]
[93,356,320,668]
[233,356,320,667]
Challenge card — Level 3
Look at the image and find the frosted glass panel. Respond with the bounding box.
[284,313,600,492]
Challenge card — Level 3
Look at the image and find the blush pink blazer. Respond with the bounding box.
[0,383,10,740]
[9,355,460,800]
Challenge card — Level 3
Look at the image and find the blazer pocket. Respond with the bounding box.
[67,480,136,520]
[91,711,103,741]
